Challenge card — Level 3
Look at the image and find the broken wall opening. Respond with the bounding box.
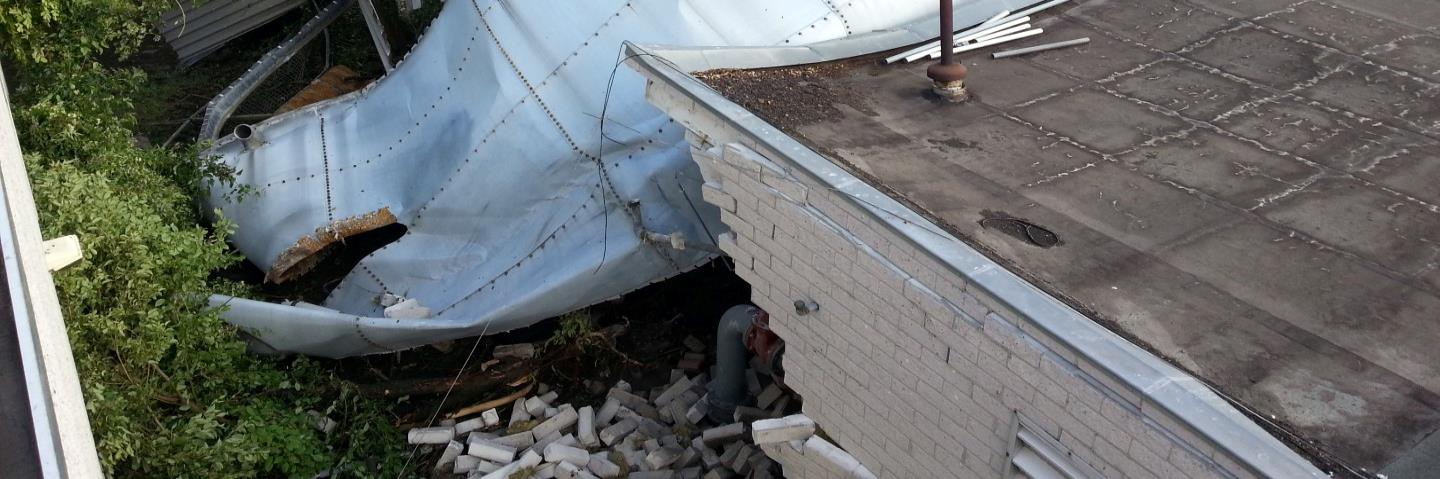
[341,259,813,477]
[327,260,755,417]
[222,216,407,305]
[266,207,401,284]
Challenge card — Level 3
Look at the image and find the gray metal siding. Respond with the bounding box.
[159,0,306,65]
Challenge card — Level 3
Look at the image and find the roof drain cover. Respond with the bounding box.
[979,210,1060,248]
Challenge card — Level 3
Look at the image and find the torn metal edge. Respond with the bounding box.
[267,207,398,284]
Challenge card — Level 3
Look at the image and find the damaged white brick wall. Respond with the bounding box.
[750,415,877,479]
[758,435,875,479]
[689,140,1243,479]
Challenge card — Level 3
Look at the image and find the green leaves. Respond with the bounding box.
[0,0,159,69]
[3,2,409,477]
[31,161,409,477]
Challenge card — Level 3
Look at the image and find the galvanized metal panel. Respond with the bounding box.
[205,0,985,357]
[159,0,306,65]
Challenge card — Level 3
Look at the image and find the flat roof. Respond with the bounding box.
[697,0,1440,474]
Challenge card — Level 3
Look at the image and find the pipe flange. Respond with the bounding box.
[931,79,969,102]
[926,62,968,83]
[793,300,820,316]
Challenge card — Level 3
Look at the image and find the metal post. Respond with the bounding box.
[357,0,396,72]
[939,1,954,64]
[926,0,969,101]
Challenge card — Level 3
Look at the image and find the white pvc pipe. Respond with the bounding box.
[885,9,1010,64]
[920,28,1045,60]
[979,9,1013,30]
[973,23,1033,43]
[1011,0,1070,20]
[903,16,1031,62]
[991,37,1090,58]
[960,16,1031,42]
[890,0,1071,64]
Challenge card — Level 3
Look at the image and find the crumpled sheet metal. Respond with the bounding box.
[206,0,1014,357]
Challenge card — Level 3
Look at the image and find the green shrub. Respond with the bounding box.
[4,1,407,477]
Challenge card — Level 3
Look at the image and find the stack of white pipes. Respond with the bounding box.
[884,0,1070,64]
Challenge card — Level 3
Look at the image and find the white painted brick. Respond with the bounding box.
[967,363,1005,401]
[763,174,809,205]
[544,443,591,466]
[466,437,516,463]
[435,440,464,469]
[700,181,736,213]
[970,326,1013,364]
[695,140,1245,479]
[530,405,578,439]
[407,426,454,445]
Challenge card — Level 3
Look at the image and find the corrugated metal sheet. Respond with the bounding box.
[159,0,306,66]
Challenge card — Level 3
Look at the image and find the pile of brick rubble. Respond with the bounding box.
[405,338,811,479]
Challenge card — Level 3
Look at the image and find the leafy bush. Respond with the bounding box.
[3,1,405,477]
[543,311,638,374]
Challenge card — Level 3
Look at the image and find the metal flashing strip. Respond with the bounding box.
[623,42,1327,479]
[0,64,104,478]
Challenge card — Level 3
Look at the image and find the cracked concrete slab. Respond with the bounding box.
[1424,253,1440,294]
[1324,0,1440,32]
[1364,33,1440,82]
[1109,60,1267,121]
[1118,129,1320,206]
[1014,86,1188,153]
[1160,220,1440,395]
[926,115,1099,189]
[1014,17,1159,81]
[1024,162,1233,250]
[700,0,1440,471]
[1184,0,1298,19]
[1296,61,1440,136]
[1063,0,1231,51]
[1211,97,1401,171]
[1183,26,1354,87]
[1256,177,1440,279]
[1257,1,1419,54]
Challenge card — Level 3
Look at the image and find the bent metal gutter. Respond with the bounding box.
[200,0,356,140]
